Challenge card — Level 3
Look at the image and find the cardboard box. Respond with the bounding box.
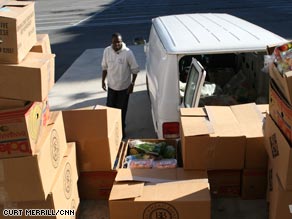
[30,34,52,54]
[268,62,292,105]
[0,142,80,219]
[180,104,264,170]
[0,100,49,158]
[109,168,210,219]
[241,169,267,199]
[208,170,241,197]
[122,139,179,169]
[268,168,292,219]
[230,104,267,169]
[0,52,55,101]
[0,111,68,202]
[0,0,37,63]
[77,141,126,200]
[0,98,28,110]
[62,105,122,172]
[269,80,292,143]
[264,114,292,190]
[78,170,117,200]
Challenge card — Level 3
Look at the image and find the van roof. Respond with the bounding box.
[152,13,287,54]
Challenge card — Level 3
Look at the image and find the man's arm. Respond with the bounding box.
[102,70,107,91]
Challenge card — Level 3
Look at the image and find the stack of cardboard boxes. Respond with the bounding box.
[264,44,292,219]
[62,105,211,218]
[179,103,268,200]
[62,105,123,200]
[0,1,79,218]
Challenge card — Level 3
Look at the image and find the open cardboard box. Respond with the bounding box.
[121,139,180,169]
[109,168,211,219]
[0,52,55,101]
[30,34,52,54]
[0,0,37,63]
[267,43,292,105]
[180,103,266,170]
[0,111,68,202]
[0,100,50,158]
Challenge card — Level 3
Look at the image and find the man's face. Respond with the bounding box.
[112,36,123,51]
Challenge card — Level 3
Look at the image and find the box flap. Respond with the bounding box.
[180,107,206,117]
[230,103,264,137]
[136,179,210,201]
[180,116,214,136]
[110,182,144,200]
[256,104,269,114]
[205,106,242,136]
[115,169,178,183]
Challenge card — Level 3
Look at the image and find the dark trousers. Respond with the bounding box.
[106,87,129,137]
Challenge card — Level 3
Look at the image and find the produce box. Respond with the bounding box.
[0,0,37,63]
[122,139,179,169]
[241,169,267,199]
[0,143,80,219]
[0,111,68,202]
[269,79,292,144]
[0,100,49,158]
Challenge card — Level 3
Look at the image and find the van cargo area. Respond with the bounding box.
[179,52,268,106]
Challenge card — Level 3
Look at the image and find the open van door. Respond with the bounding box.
[183,58,206,108]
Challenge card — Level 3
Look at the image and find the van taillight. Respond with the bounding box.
[163,122,180,139]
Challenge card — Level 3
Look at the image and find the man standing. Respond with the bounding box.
[101,33,140,138]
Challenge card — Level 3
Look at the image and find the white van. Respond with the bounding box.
[144,13,287,139]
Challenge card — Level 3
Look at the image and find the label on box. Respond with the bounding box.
[0,140,31,154]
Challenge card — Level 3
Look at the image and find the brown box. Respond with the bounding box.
[0,98,28,110]
[0,52,55,101]
[208,170,241,197]
[78,170,117,200]
[268,168,292,219]
[0,0,37,63]
[109,168,210,219]
[0,143,79,219]
[268,61,292,105]
[0,111,67,202]
[121,138,179,169]
[180,103,264,170]
[264,114,292,190]
[30,34,52,54]
[62,105,122,172]
[269,80,292,143]
[241,169,267,199]
[0,100,50,158]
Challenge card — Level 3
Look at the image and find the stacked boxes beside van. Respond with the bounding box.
[264,42,292,219]
[0,1,79,217]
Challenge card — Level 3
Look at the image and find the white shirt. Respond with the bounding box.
[101,43,140,91]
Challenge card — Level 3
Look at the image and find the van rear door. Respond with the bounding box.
[183,58,206,107]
